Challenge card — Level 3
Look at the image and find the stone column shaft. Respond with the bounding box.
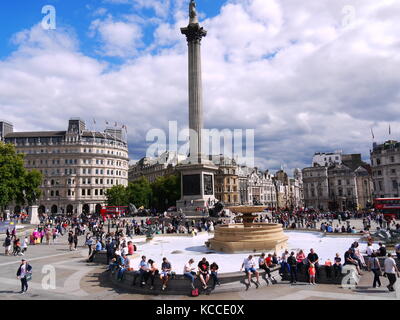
[181,23,207,164]
[188,39,203,162]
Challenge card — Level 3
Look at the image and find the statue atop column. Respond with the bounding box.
[189,0,199,25]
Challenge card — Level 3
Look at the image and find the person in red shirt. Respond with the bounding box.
[127,241,135,255]
[265,254,275,267]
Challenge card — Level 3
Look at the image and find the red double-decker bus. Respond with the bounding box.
[373,198,400,219]
[100,206,128,220]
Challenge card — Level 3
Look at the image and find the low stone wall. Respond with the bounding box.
[284,229,363,237]
[91,250,108,264]
[109,267,281,296]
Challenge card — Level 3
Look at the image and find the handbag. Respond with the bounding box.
[25,273,32,282]
[191,288,199,297]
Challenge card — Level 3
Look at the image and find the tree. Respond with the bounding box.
[0,142,42,212]
[105,185,128,207]
[16,169,43,206]
[151,173,181,211]
[127,177,153,208]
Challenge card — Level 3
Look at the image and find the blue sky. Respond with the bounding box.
[0,0,399,172]
[0,0,224,61]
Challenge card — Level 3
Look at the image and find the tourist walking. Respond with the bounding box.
[368,252,382,288]
[68,231,74,251]
[384,253,399,292]
[16,259,32,294]
[73,233,78,250]
[3,235,11,256]
[86,235,94,256]
[21,236,28,255]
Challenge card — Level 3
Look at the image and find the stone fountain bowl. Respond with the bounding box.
[228,206,267,214]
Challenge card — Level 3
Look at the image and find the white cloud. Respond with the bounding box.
[89,16,143,57]
[1,0,400,173]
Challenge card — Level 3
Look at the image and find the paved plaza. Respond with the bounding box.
[0,221,399,301]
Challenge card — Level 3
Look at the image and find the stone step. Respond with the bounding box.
[108,267,281,296]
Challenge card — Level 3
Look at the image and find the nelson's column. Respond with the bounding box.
[176,0,218,217]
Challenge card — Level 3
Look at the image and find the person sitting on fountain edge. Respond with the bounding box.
[241,255,260,288]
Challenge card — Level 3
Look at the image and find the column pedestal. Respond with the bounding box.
[28,205,40,225]
[176,161,218,218]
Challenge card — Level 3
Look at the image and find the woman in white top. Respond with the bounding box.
[183,259,196,289]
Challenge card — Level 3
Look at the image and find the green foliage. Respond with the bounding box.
[151,173,181,211]
[0,142,42,209]
[105,184,128,207]
[104,174,182,211]
[126,176,153,208]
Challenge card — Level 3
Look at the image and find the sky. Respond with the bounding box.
[0,0,399,174]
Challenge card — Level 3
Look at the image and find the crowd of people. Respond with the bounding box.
[2,209,400,295]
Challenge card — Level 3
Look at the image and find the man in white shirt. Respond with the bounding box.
[384,253,400,292]
[241,255,260,287]
[366,243,374,257]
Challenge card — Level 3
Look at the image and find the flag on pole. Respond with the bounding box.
[389,124,391,135]
[371,127,375,140]
[93,118,96,125]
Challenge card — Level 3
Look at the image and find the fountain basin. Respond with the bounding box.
[209,223,288,253]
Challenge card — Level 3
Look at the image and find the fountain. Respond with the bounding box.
[208,207,288,253]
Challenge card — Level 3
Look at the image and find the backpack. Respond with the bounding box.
[191,288,199,297]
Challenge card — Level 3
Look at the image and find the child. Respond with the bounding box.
[22,236,29,255]
[309,263,316,285]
